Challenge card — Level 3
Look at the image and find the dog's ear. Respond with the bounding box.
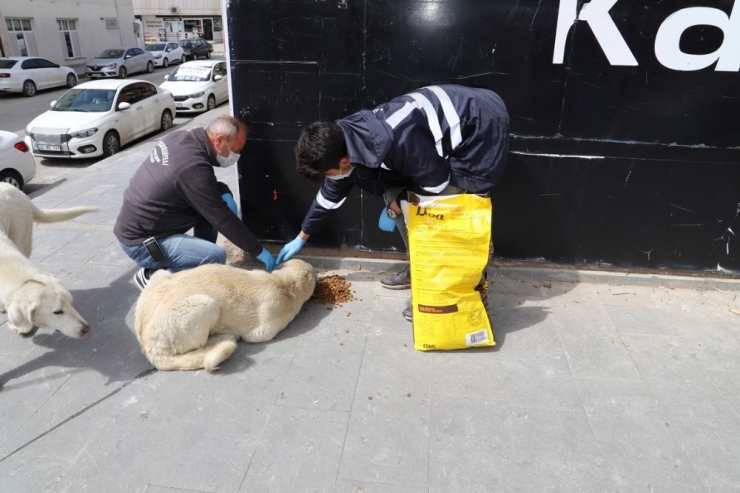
[7,298,37,335]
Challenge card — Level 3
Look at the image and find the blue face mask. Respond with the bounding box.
[325,165,354,180]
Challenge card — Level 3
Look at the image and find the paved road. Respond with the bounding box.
[0,53,227,195]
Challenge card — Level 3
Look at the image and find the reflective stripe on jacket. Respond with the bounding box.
[301,84,509,235]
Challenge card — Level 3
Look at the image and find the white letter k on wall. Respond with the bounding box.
[553,0,638,66]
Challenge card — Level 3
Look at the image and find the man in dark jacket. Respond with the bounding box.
[114,115,275,289]
[276,84,509,318]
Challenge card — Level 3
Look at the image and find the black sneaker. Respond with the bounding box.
[134,268,152,290]
[402,307,413,322]
[381,265,411,290]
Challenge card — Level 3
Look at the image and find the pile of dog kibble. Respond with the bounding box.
[312,274,354,305]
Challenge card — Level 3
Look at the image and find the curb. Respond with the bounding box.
[293,255,740,291]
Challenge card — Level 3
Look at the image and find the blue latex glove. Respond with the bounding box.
[256,248,276,272]
[221,193,238,215]
[378,206,399,232]
[276,236,306,264]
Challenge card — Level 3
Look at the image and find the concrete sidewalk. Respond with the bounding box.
[2,107,740,492]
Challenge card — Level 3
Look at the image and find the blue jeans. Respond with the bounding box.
[119,221,226,273]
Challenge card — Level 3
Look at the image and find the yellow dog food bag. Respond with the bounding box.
[407,193,494,351]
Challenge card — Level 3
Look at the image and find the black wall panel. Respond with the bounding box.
[227,0,740,270]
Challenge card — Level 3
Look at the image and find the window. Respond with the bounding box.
[21,58,57,70]
[115,83,152,106]
[213,63,227,78]
[117,86,137,106]
[6,18,36,56]
[141,83,157,98]
[36,58,58,68]
[128,83,154,103]
[184,19,202,34]
[20,59,38,69]
[57,19,80,58]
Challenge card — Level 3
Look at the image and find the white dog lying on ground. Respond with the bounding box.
[0,183,99,339]
[135,259,317,372]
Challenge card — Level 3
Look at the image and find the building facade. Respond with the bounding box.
[132,0,222,44]
[0,0,137,74]
[0,1,223,75]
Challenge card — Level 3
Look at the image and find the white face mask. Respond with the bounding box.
[325,165,354,181]
[216,140,240,168]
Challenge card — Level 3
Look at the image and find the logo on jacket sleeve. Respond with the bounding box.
[149,141,170,166]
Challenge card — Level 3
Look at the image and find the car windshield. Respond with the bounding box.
[168,65,211,82]
[0,60,18,69]
[96,49,124,59]
[145,43,166,51]
[52,88,117,112]
[179,41,195,48]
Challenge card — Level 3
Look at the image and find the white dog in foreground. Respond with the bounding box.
[0,183,99,339]
[135,260,317,372]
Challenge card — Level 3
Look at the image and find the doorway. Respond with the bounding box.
[203,19,213,40]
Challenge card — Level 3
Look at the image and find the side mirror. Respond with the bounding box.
[214,75,223,81]
[163,75,170,81]
[50,100,57,107]
[124,55,132,59]
[118,102,131,110]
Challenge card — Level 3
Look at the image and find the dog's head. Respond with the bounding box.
[6,277,91,339]
[275,259,318,301]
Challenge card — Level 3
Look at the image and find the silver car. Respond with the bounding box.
[85,47,155,79]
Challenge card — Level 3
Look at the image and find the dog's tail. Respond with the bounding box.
[31,202,99,224]
[149,335,238,372]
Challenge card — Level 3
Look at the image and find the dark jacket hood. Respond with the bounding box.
[335,109,394,169]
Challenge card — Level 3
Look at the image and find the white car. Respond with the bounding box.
[160,60,229,113]
[0,57,78,97]
[145,42,186,68]
[85,47,155,79]
[25,79,176,159]
[0,130,36,189]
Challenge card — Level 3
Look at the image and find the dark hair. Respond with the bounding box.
[295,121,347,184]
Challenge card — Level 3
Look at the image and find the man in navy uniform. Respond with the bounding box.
[278,84,509,320]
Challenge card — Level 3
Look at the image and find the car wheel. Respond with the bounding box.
[206,50,212,59]
[119,66,127,79]
[146,61,154,73]
[21,80,37,97]
[180,55,186,64]
[0,170,23,190]
[66,73,78,88]
[102,131,121,158]
[207,94,216,112]
[163,57,169,68]
[160,109,173,131]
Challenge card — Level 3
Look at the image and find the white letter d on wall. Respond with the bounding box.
[655,3,740,71]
